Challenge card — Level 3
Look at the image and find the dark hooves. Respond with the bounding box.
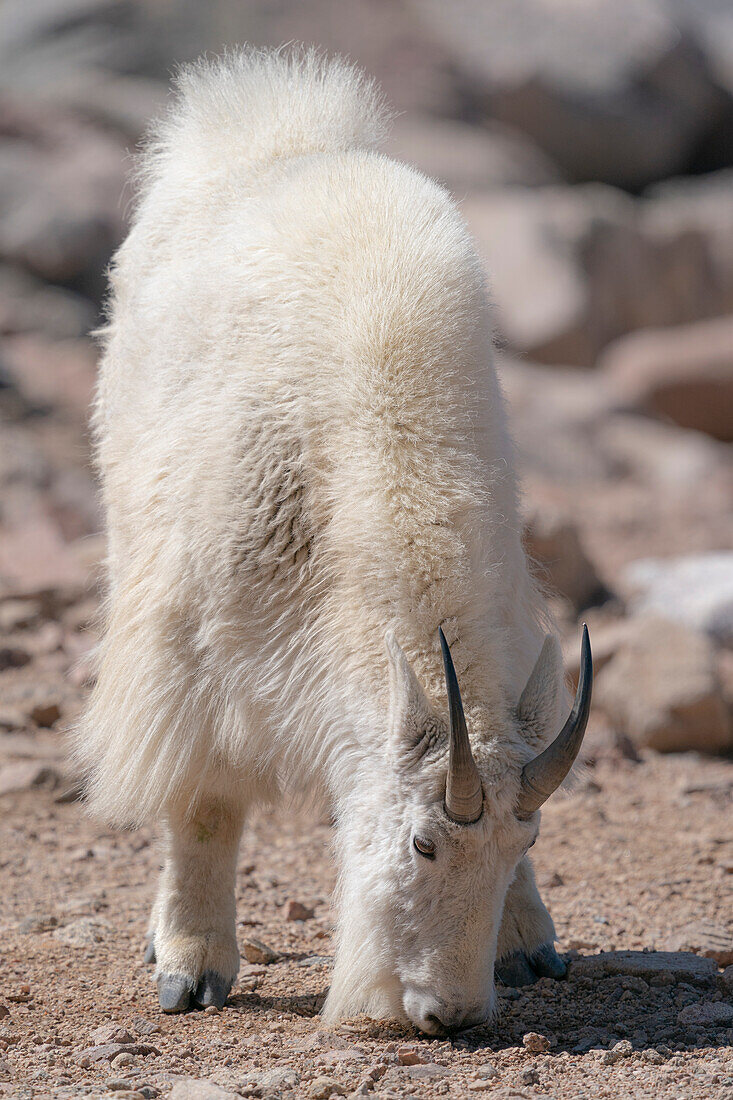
[157,973,193,1013]
[143,937,156,965]
[495,943,567,987]
[156,970,232,1013]
[193,970,232,1009]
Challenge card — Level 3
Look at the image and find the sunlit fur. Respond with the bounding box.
[73,46,566,1030]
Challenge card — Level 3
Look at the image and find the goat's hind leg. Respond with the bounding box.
[149,796,245,1012]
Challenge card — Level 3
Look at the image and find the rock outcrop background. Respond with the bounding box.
[0,3,732,1098]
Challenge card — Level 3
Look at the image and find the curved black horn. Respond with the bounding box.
[439,628,483,824]
[516,624,593,819]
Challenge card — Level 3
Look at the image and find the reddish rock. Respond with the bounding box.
[29,701,61,728]
[285,900,314,922]
[595,617,732,754]
[0,645,30,671]
[396,1046,428,1066]
[600,316,733,442]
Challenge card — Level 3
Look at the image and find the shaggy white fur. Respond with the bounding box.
[74,46,567,1030]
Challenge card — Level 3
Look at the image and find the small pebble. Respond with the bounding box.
[396,1046,427,1066]
[523,1031,550,1053]
[602,1040,633,1065]
[309,1076,347,1098]
[285,899,315,921]
[111,1052,135,1068]
[476,1062,499,1079]
[242,938,279,965]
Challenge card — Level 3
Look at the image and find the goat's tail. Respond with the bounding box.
[139,45,391,191]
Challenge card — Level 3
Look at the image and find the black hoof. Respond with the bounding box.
[495,950,538,987]
[143,937,156,965]
[157,973,192,1013]
[193,970,232,1009]
[496,943,567,987]
[529,942,567,979]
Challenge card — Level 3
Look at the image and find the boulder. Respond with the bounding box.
[464,187,609,365]
[620,553,733,647]
[385,116,560,194]
[523,502,605,609]
[0,98,127,293]
[568,950,717,984]
[498,357,614,482]
[677,1002,733,1028]
[0,266,95,340]
[599,316,733,441]
[466,174,733,366]
[595,616,732,753]
[0,760,60,796]
[643,171,733,319]
[413,0,727,188]
[594,414,728,490]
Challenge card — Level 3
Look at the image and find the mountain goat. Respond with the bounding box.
[75,46,592,1033]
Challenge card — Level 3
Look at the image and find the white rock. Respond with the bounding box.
[621,553,733,647]
[595,616,732,753]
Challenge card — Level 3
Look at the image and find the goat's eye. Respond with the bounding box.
[413,836,436,860]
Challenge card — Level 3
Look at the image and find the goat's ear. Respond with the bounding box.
[516,634,562,736]
[386,632,433,754]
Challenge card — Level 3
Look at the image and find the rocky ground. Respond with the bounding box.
[1,1,733,1097]
[1,722,732,1099]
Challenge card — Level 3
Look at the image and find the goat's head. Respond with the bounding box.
[324,626,592,1034]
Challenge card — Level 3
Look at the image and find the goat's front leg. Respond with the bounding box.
[145,796,245,1012]
[495,855,566,986]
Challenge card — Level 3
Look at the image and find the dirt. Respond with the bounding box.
[1,684,732,1099]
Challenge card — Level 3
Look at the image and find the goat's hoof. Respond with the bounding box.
[529,942,567,979]
[495,943,566,987]
[193,970,232,1009]
[495,950,537,986]
[157,973,192,1013]
[143,936,156,965]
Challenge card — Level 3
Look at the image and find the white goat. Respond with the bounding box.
[74,46,592,1033]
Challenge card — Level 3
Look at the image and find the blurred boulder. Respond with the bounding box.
[465,187,612,365]
[594,414,728,490]
[50,72,168,143]
[595,616,732,753]
[599,316,733,441]
[1,335,97,420]
[0,98,127,294]
[640,172,733,322]
[385,116,561,194]
[498,357,614,482]
[413,0,728,189]
[0,0,193,90]
[209,0,460,118]
[467,176,733,365]
[0,266,95,340]
[523,501,606,609]
[620,553,733,648]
